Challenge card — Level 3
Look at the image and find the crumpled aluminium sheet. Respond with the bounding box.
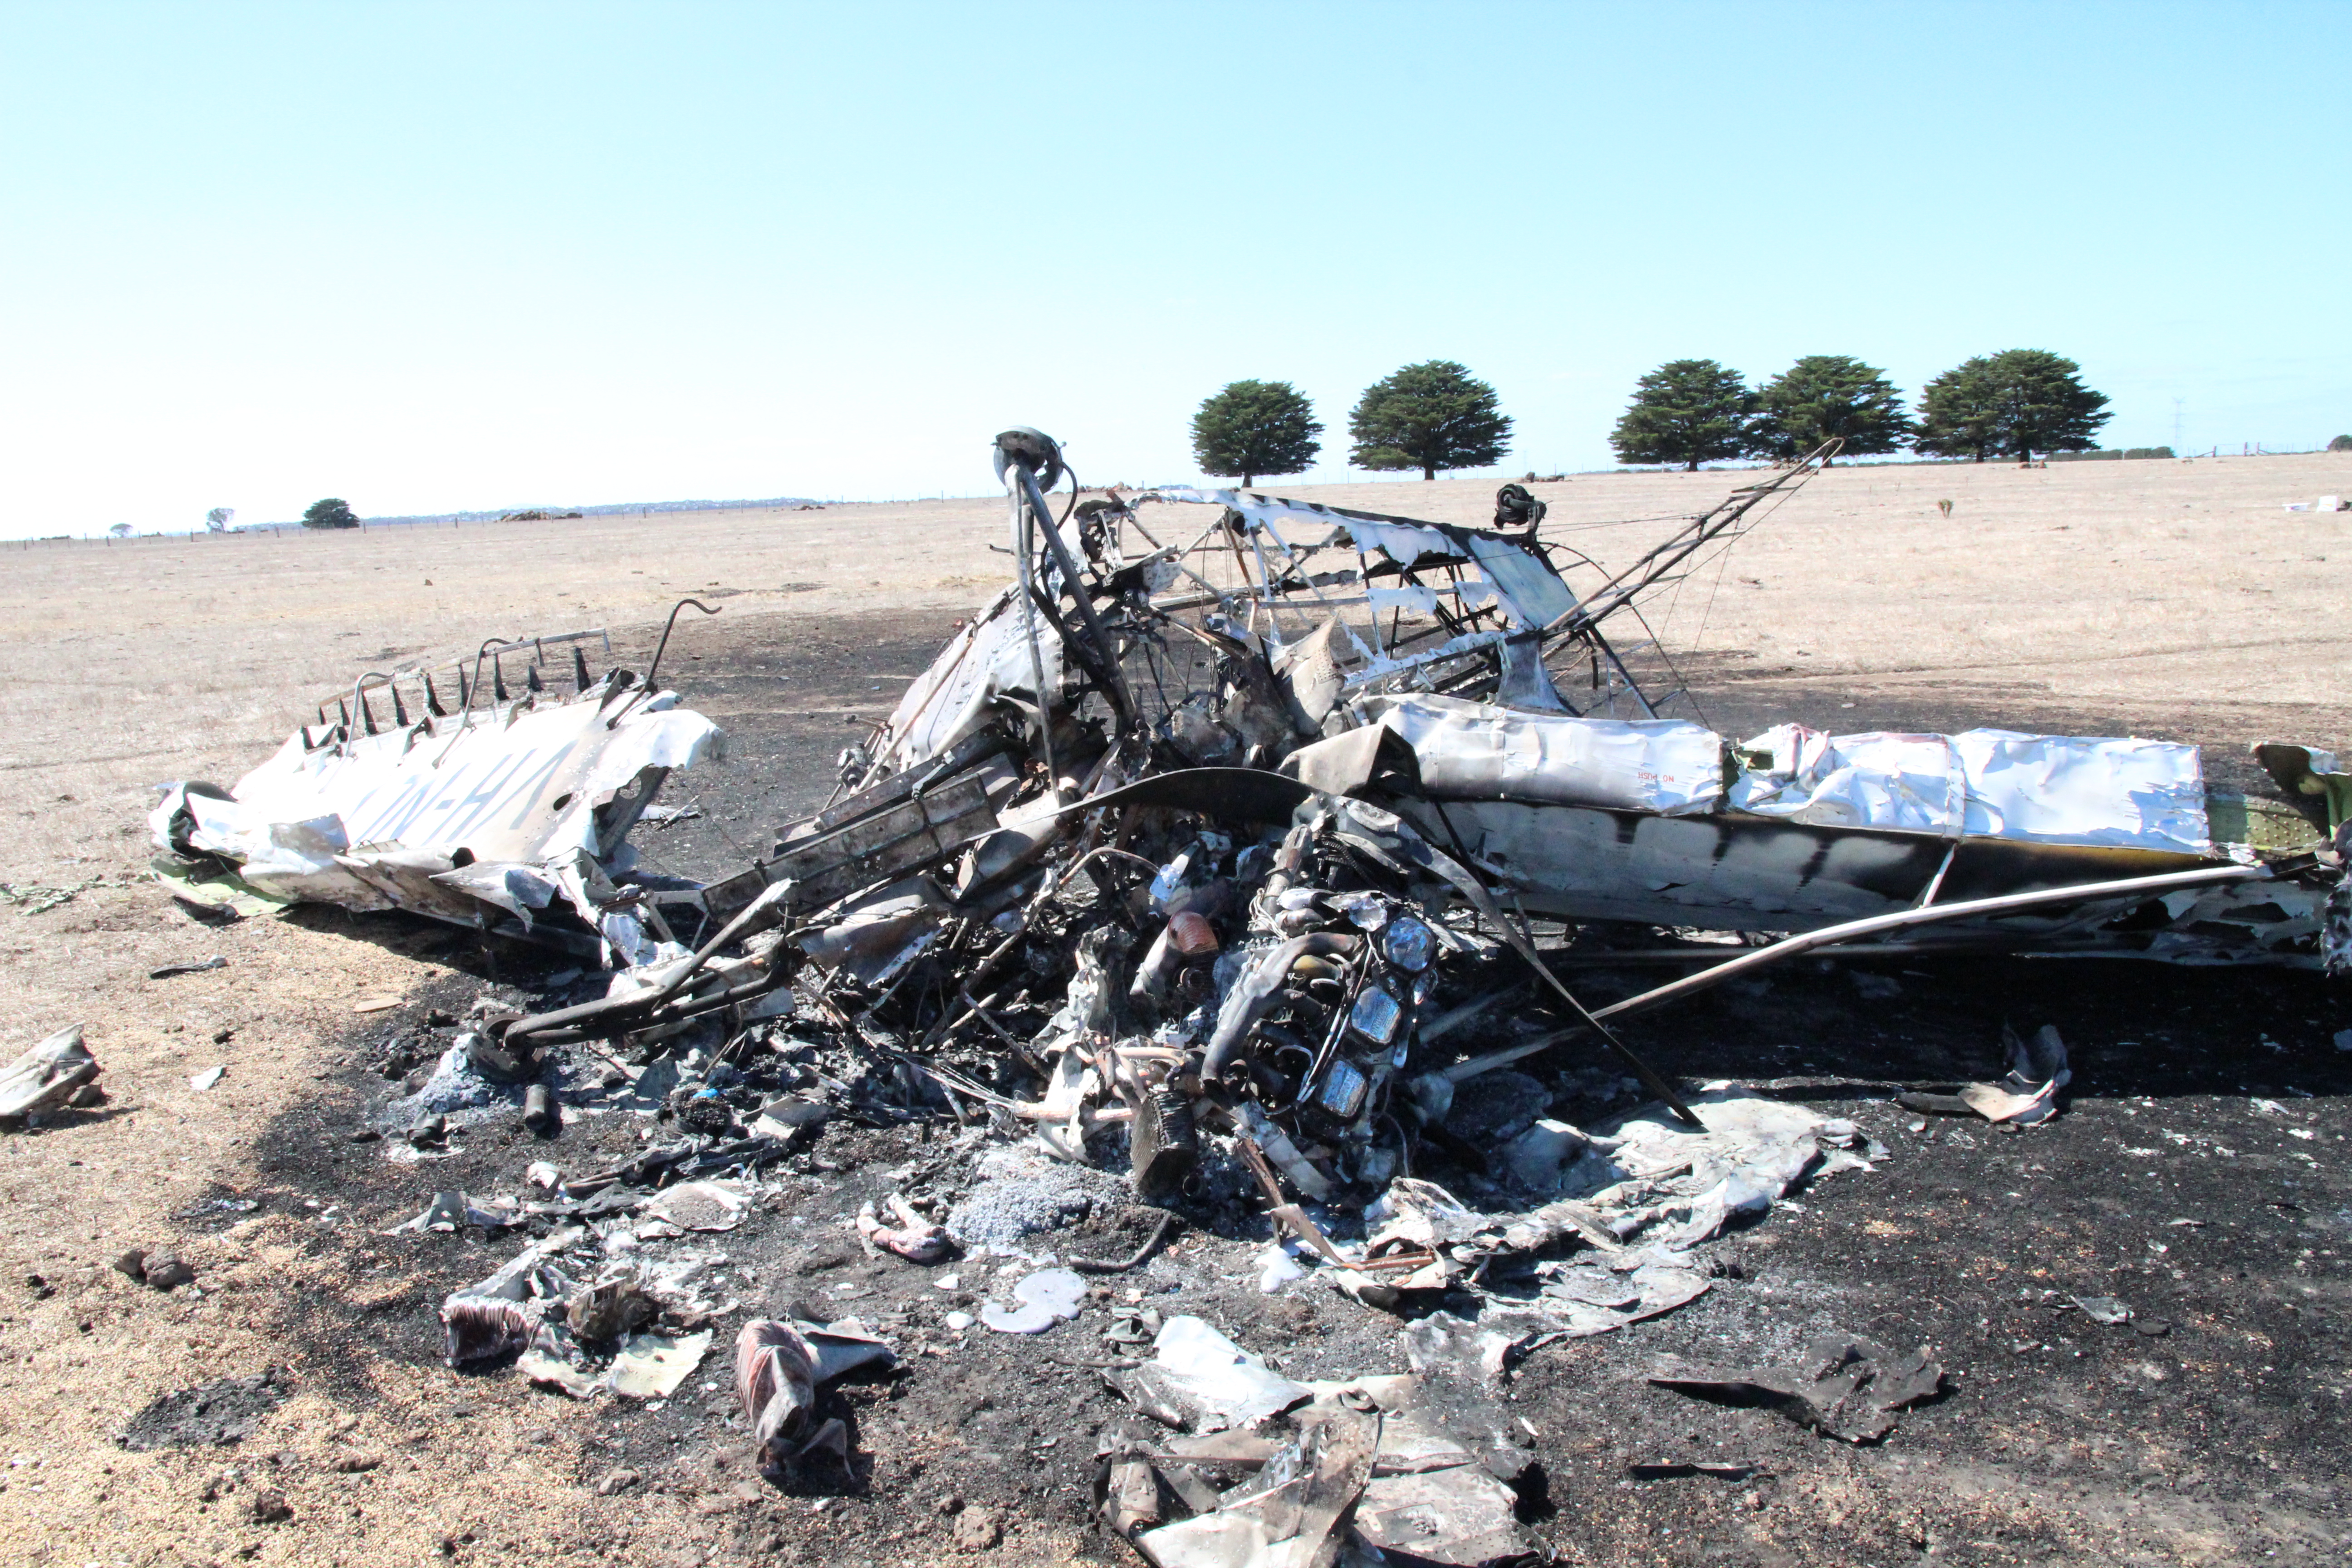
[1514,1087,1853,1253]
[1250,679,2214,848]
[1117,1370,1537,1568]
[0,1025,100,1119]
[151,686,720,944]
[1109,1315,1312,1433]
[1316,1088,1860,1341]
[1728,723,2210,853]
[873,584,1063,775]
[1651,1335,1945,1443]
[1366,692,1726,815]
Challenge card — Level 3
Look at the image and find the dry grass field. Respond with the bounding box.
[0,451,2345,1568]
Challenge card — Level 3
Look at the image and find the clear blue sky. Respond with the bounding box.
[3,1,2345,534]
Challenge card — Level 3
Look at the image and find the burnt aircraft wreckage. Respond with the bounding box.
[134,428,2348,1548]
[152,430,2346,1192]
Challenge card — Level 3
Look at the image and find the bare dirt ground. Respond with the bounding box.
[0,452,2346,1568]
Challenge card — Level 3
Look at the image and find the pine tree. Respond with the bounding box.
[1190,381,1323,487]
[1913,358,2002,462]
[1348,361,1512,480]
[1609,359,1754,470]
[1985,349,2110,461]
[1750,355,1911,463]
[1916,351,2110,463]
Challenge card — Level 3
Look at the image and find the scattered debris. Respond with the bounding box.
[0,876,108,915]
[1628,1460,1759,1482]
[1103,1356,1538,1567]
[152,863,289,920]
[565,1270,658,1342]
[437,1229,582,1365]
[0,1024,100,1120]
[981,1267,1087,1334]
[1107,1315,1310,1431]
[640,1180,751,1233]
[2070,1294,2132,1325]
[735,1318,897,1474]
[189,1065,225,1091]
[1124,1405,1379,1568]
[605,1328,714,1398]
[171,893,240,926]
[1650,1334,1945,1443]
[148,956,227,980]
[384,1191,517,1234]
[857,1195,951,1263]
[1901,1025,2072,1125]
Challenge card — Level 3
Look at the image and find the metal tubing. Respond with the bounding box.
[1016,466,1135,725]
[1007,466,1059,787]
[1547,437,1841,642]
[1591,861,2274,1022]
[505,880,797,1045]
[644,597,724,692]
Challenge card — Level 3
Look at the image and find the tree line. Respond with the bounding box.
[1610,351,2111,468]
[1191,362,1511,485]
[1190,349,2117,485]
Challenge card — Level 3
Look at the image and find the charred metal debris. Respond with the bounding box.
[131,429,2347,1504]
[140,426,2350,1176]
